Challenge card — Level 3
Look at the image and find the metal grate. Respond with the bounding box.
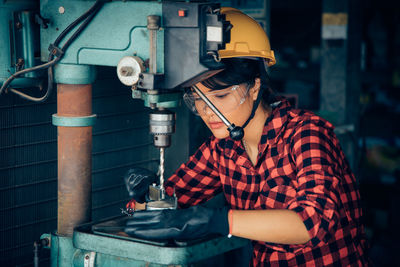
[0,67,159,266]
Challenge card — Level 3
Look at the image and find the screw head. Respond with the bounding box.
[15,22,22,29]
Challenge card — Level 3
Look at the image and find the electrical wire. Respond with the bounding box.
[8,57,60,102]
[53,1,103,47]
[0,0,104,102]
[7,4,102,102]
[0,59,58,97]
[60,5,101,52]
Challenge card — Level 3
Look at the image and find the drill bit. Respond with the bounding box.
[159,147,165,199]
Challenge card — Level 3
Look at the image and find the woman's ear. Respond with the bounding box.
[251,78,261,101]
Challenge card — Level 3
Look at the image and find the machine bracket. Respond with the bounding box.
[132,90,181,108]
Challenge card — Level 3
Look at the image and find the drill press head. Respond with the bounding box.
[114,2,231,210]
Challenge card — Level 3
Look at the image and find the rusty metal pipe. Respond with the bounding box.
[57,83,92,236]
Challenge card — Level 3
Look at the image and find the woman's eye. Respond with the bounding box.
[215,93,228,98]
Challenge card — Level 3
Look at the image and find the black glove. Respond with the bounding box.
[125,205,229,240]
[124,167,157,203]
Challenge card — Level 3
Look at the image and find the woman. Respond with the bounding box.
[125,8,369,266]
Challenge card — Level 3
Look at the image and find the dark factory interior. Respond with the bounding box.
[1,0,399,266]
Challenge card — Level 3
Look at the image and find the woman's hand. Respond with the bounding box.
[124,167,157,203]
[124,205,229,240]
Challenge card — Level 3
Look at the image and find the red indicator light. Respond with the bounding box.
[178,9,187,17]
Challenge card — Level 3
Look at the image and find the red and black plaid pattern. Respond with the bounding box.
[165,99,369,266]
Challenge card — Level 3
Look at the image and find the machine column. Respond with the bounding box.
[53,64,96,236]
[320,0,361,170]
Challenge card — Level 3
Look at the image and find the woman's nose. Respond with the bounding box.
[203,103,214,116]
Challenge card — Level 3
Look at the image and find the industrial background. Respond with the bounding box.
[1,0,399,266]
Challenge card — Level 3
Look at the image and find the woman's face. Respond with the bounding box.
[193,79,260,139]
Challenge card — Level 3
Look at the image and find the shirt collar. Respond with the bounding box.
[217,97,294,161]
[258,98,293,151]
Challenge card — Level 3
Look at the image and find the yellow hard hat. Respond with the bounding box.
[218,7,276,66]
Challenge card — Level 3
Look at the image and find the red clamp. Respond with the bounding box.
[121,199,136,216]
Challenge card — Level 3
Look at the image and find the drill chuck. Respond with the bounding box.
[149,110,175,148]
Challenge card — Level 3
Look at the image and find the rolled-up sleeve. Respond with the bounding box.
[287,120,342,247]
[165,138,222,208]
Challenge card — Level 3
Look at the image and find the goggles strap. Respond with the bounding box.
[240,59,266,129]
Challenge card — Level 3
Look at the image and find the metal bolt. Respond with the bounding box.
[16,58,24,70]
[40,238,49,247]
[147,15,160,30]
[120,66,134,77]
[85,254,90,260]
[58,6,65,14]
[15,21,22,29]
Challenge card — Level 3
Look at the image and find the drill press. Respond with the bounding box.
[31,1,251,266]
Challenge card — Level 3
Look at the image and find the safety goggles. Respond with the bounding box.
[183,84,251,116]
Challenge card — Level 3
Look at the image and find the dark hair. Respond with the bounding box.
[200,58,274,109]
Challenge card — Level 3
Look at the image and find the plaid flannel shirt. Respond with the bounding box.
[165,99,369,266]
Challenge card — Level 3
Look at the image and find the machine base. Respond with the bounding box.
[41,216,250,267]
